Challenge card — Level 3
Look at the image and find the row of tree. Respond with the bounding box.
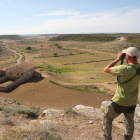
[49,34,118,41]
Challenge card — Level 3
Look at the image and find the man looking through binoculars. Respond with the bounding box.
[103,47,140,140]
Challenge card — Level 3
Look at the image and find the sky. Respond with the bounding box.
[0,0,140,35]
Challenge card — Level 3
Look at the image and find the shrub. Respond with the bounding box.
[55,43,58,46]
[57,46,62,49]
[53,53,58,57]
[3,119,15,126]
[38,126,62,140]
[26,46,32,50]
[63,107,77,116]
[89,52,94,55]
[2,105,42,118]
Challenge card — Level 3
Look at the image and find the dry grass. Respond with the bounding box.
[1,101,140,140]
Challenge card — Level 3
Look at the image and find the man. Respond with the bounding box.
[103,47,140,140]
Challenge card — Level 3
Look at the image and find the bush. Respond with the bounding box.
[2,105,42,118]
[53,53,58,57]
[57,46,62,49]
[63,107,77,116]
[55,43,58,46]
[38,126,62,140]
[26,46,32,50]
[3,119,15,126]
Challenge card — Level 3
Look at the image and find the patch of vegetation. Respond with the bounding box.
[40,66,75,73]
[70,85,106,94]
[2,129,29,140]
[49,34,118,42]
[22,46,33,53]
[57,45,62,49]
[63,107,78,116]
[26,46,32,50]
[89,52,94,55]
[53,53,58,57]
[2,125,63,140]
[35,63,44,68]
[2,119,15,126]
[55,43,59,46]
[49,80,60,85]
[2,105,42,118]
[38,125,62,140]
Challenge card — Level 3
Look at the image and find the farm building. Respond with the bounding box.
[0,62,41,91]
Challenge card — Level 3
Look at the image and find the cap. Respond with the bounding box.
[122,47,139,58]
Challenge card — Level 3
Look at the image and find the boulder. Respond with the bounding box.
[40,109,59,118]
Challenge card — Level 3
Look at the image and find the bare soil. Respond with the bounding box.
[0,74,112,109]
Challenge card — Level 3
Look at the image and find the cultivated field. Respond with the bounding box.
[0,34,140,108]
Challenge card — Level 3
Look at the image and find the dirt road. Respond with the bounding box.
[4,44,23,64]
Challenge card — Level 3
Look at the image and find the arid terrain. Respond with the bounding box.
[0,34,140,139]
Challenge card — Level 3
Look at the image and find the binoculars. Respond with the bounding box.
[121,53,126,65]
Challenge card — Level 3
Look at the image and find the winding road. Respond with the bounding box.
[4,44,23,64]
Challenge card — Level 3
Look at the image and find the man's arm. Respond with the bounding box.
[104,52,123,74]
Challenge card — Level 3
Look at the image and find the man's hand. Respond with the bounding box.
[104,52,122,74]
[116,52,123,61]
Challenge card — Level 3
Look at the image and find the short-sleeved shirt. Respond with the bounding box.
[111,64,140,106]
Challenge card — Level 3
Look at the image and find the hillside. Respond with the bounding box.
[0,98,140,140]
[0,35,24,40]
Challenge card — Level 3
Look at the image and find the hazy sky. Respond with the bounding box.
[0,0,140,34]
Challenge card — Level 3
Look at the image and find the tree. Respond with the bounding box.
[53,53,58,57]
[26,46,32,50]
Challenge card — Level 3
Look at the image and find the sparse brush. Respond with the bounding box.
[3,119,15,126]
[2,105,42,118]
[63,107,78,116]
[2,105,18,115]
[38,125,62,140]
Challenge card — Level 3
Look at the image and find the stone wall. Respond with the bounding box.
[6,77,26,91]
[0,70,6,76]
[33,71,41,78]
[0,76,8,84]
